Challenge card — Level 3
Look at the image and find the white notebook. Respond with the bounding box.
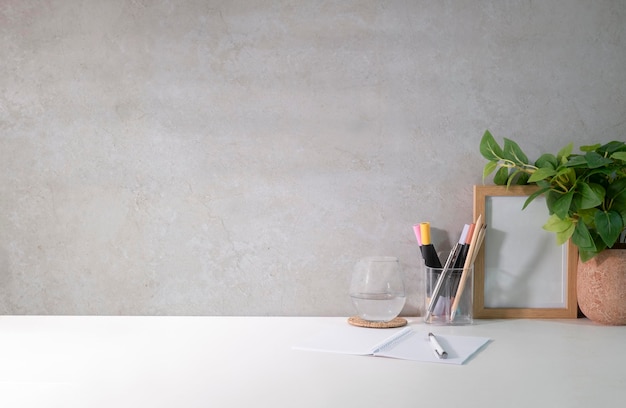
[293,324,490,365]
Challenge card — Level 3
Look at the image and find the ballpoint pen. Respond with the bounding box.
[424,242,461,321]
[453,224,473,270]
[450,224,472,293]
[428,332,447,359]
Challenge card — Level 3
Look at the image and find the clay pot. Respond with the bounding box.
[577,249,626,325]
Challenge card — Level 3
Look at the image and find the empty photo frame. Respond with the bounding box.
[473,185,578,319]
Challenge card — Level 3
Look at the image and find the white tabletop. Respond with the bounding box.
[0,316,624,407]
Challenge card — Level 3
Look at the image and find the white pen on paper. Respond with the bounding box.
[428,332,448,359]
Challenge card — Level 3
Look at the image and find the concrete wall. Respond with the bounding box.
[1,0,624,315]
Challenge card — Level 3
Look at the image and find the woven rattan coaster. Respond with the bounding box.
[347,316,408,328]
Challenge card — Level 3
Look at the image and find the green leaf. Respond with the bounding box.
[563,155,587,168]
[522,186,551,209]
[545,188,566,215]
[506,169,529,186]
[556,143,573,161]
[611,189,626,213]
[535,153,558,170]
[482,161,499,181]
[611,151,626,161]
[592,233,608,253]
[576,182,604,210]
[514,172,530,185]
[552,190,574,219]
[543,213,575,245]
[585,167,615,181]
[594,210,624,248]
[479,130,504,161]
[572,221,596,252]
[606,178,626,201]
[543,213,573,233]
[528,167,557,182]
[578,249,597,262]
[584,151,613,168]
[553,167,577,188]
[580,143,601,153]
[502,138,529,166]
[599,141,626,154]
[555,224,576,245]
[577,207,599,227]
[493,167,509,185]
[613,197,626,214]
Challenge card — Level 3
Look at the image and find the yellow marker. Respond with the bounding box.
[420,222,431,245]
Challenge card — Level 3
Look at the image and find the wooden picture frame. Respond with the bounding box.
[473,185,578,318]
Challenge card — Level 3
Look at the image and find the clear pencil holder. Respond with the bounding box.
[424,264,473,325]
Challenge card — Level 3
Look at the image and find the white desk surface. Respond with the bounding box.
[0,316,624,408]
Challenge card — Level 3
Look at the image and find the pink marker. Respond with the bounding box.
[413,223,422,246]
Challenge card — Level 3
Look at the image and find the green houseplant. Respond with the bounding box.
[479,130,626,262]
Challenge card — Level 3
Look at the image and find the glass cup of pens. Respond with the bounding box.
[350,257,406,322]
[418,219,485,325]
[424,263,474,325]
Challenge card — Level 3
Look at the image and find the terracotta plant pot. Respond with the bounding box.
[577,249,626,325]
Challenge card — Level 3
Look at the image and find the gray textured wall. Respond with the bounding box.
[1,0,624,315]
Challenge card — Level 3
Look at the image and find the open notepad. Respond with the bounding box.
[293,324,490,365]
